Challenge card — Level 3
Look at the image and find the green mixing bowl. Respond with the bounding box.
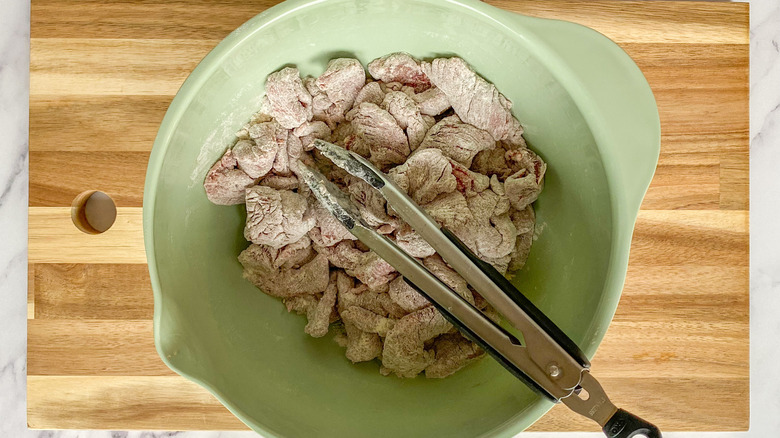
[143,0,660,436]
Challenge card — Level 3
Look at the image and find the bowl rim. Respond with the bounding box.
[143,0,660,436]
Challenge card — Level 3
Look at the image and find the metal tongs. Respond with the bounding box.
[300,140,661,438]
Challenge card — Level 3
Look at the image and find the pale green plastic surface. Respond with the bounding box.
[143,0,660,436]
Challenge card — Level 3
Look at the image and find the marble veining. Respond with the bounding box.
[2,0,778,436]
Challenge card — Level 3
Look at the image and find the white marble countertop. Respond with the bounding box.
[2,0,778,436]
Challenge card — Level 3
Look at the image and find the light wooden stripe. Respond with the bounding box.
[27,264,35,319]
[621,43,748,91]
[641,161,720,210]
[33,263,153,319]
[30,38,218,96]
[30,151,148,207]
[27,375,247,430]
[28,320,171,376]
[489,1,749,45]
[27,208,747,266]
[28,39,749,98]
[23,312,746,379]
[26,375,747,431]
[28,43,747,153]
[25,264,748,379]
[720,151,750,210]
[28,207,146,264]
[527,377,749,431]
[29,0,749,44]
[629,210,748,267]
[26,148,745,211]
[622,265,748,298]
[27,263,747,319]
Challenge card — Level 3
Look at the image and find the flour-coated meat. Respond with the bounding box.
[203,149,255,205]
[265,67,312,129]
[367,53,431,93]
[244,186,315,248]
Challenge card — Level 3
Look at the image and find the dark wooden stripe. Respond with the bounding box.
[30,151,148,207]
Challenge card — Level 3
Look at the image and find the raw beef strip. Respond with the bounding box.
[284,132,307,175]
[312,203,356,246]
[511,205,535,234]
[268,131,304,176]
[240,121,288,178]
[347,176,398,230]
[451,187,518,263]
[489,175,511,216]
[412,87,451,116]
[353,81,385,107]
[394,223,435,258]
[419,116,495,167]
[382,306,451,378]
[508,230,533,272]
[238,236,313,275]
[471,146,513,180]
[425,334,484,378]
[485,253,512,275]
[316,58,365,113]
[469,186,516,256]
[448,158,490,197]
[344,320,382,362]
[335,272,386,362]
[239,246,329,297]
[318,241,397,290]
[284,291,340,327]
[341,306,396,337]
[378,291,409,319]
[485,214,517,259]
[336,273,389,316]
[507,205,535,272]
[265,67,313,129]
[244,186,315,248]
[304,272,339,337]
[422,254,474,305]
[232,140,272,180]
[422,114,436,131]
[283,294,317,316]
[388,148,457,204]
[388,276,430,313]
[382,91,428,149]
[276,235,315,269]
[331,123,371,158]
[303,76,334,126]
[504,148,547,210]
[367,53,431,92]
[331,121,355,144]
[349,102,410,168]
[293,120,331,150]
[271,136,290,176]
[422,191,472,229]
[234,110,274,140]
[421,57,525,146]
[203,149,255,205]
[260,174,299,191]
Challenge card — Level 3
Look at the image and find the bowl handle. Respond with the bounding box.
[501,11,661,215]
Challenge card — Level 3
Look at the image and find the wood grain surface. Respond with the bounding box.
[28,0,749,432]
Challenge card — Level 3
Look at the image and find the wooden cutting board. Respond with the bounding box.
[27,0,749,432]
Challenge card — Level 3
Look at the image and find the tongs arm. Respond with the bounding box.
[304,141,662,437]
